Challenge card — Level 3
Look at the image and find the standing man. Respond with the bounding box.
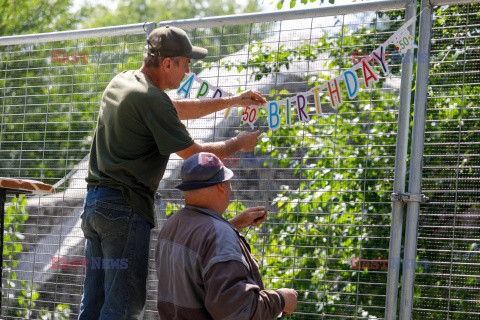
[156,152,298,319]
[79,26,267,320]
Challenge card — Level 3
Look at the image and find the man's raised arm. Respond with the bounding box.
[172,90,266,120]
[176,131,261,160]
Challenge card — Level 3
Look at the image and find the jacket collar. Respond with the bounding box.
[184,204,252,253]
[184,204,235,229]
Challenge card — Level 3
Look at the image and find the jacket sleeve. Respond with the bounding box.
[203,260,284,320]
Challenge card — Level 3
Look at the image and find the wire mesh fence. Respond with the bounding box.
[0,1,478,320]
[0,30,151,318]
[414,3,480,319]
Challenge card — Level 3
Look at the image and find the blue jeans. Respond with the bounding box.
[79,186,151,320]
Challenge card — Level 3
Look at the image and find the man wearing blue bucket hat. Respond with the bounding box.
[155,152,298,319]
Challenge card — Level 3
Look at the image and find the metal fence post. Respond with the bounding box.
[144,22,156,37]
[384,0,417,319]
[399,0,433,319]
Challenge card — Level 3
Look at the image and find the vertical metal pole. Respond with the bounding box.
[399,0,432,319]
[384,1,417,319]
[144,22,157,40]
[0,188,6,313]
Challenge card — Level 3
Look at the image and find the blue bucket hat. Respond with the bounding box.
[175,153,234,191]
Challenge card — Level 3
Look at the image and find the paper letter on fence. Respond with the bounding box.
[394,29,417,55]
[344,70,359,99]
[286,98,293,126]
[327,78,343,108]
[371,45,390,76]
[213,88,223,99]
[268,102,281,131]
[296,94,310,122]
[361,59,379,88]
[311,86,323,115]
[177,74,195,98]
[196,82,209,98]
[241,105,259,128]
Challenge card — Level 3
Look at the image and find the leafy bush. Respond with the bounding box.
[2,196,71,319]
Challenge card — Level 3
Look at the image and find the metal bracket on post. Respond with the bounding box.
[391,192,430,204]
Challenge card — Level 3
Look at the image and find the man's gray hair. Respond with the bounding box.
[143,54,181,69]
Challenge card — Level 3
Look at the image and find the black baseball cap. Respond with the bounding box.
[175,153,234,191]
[147,26,208,59]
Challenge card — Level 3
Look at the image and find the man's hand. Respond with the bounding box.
[235,131,261,152]
[277,288,298,315]
[231,90,267,107]
[229,206,268,232]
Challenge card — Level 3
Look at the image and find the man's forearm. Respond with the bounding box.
[173,90,267,120]
[198,137,239,159]
[173,98,235,120]
[176,131,259,161]
[177,138,239,160]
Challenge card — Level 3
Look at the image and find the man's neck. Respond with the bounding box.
[140,65,166,90]
[185,201,225,216]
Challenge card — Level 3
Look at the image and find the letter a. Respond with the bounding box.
[361,59,379,88]
[177,74,195,98]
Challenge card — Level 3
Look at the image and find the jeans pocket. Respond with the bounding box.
[91,200,132,237]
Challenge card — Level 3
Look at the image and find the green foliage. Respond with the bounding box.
[1,0,479,318]
[2,196,71,318]
[276,0,328,10]
[0,0,92,36]
[39,304,71,320]
[84,0,260,28]
[236,3,480,319]
[3,196,28,270]
[277,0,332,10]
[0,0,268,183]
[227,17,403,317]
[164,201,184,217]
[410,4,480,318]
[83,0,267,65]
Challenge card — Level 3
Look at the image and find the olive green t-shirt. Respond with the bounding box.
[86,70,194,227]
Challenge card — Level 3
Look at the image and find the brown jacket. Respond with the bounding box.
[155,205,284,320]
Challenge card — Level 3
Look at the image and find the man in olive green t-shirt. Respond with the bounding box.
[79,26,268,320]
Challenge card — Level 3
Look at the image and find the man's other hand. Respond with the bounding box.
[229,206,268,231]
[235,131,261,152]
[277,288,298,315]
[233,90,267,107]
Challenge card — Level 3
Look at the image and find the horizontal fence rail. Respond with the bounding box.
[0,23,156,47]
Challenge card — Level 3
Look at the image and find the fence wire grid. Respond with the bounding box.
[414,3,480,320]
[0,1,478,320]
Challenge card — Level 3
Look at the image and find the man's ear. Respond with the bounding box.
[216,182,226,193]
[162,57,172,70]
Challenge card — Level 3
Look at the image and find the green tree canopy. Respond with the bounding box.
[0,0,92,36]
[82,0,261,28]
